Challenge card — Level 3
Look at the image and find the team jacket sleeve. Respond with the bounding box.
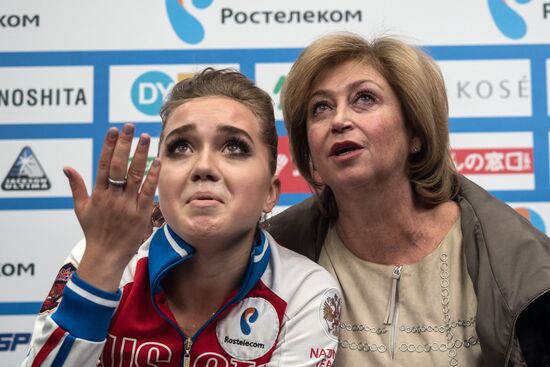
[266,270,342,367]
[21,240,122,367]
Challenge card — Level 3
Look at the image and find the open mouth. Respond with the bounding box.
[330,141,363,156]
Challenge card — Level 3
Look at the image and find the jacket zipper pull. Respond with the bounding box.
[183,337,193,367]
[383,266,402,325]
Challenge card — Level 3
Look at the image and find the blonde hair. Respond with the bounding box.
[282,32,458,218]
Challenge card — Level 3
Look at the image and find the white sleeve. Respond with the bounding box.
[266,271,342,367]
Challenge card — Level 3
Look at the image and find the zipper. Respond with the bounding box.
[383,265,402,360]
[182,337,193,367]
[151,232,269,366]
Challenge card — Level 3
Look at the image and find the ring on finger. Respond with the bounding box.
[107,176,128,187]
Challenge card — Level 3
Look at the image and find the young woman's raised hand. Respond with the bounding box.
[63,123,160,292]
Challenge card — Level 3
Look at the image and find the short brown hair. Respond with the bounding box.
[160,68,277,174]
[282,32,459,218]
[150,68,277,230]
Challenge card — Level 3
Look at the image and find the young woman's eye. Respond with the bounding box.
[222,137,251,156]
[166,138,192,155]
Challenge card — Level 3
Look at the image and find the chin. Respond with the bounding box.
[331,173,371,187]
[163,216,215,241]
[186,220,221,240]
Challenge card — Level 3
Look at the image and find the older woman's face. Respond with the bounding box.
[306,60,412,193]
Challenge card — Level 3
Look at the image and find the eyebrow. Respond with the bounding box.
[162,124,196,143]
[310,79,385,100]
[216,124,254,142]
[162,123,254,143]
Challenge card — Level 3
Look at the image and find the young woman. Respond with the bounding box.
[24,69,341,367]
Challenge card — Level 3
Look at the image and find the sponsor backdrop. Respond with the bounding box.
[1,0,549,364]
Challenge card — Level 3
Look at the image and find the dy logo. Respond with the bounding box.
[166,0,214,44]
[488,0,532,39]
[131,71,174,116]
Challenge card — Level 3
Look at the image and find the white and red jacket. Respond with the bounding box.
[23,226,341,367]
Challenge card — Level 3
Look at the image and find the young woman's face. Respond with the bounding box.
[306,60,412,194]
[158,96,279,245]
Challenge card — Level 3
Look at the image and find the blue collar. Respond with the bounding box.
[148,225,271,304]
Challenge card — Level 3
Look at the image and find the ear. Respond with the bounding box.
[263,176,281,213]
[409,136,421,154]
[312,168,324,187]
[309,159,324,187]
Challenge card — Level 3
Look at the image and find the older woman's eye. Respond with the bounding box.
[355,91,376,105]
[311,101,331,116]
[222,137,251,156]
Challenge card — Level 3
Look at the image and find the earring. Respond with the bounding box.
[260,211,272,229]
[410,145,420,154]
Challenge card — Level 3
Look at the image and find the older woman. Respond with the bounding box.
[269,33,550,366]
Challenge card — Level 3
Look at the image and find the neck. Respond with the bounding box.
[162,229,257,335]
[332,179,458,265]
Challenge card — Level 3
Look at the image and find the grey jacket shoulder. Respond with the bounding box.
[268,196,328,261]
[457,176,550,366]
[458,175,550,313]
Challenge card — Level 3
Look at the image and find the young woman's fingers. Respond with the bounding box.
[94,128,119,191]
[63,166,89,217]
[137,158,160,214]
[125,134,151,197]
[108,123,135,191]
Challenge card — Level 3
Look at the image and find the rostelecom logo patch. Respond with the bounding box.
[240,307,259,336]
[216,297,279,360]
